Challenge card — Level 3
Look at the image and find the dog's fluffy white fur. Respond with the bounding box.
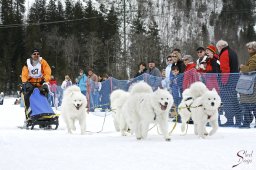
[110,89,130,133]
[178,82,221,138]
[61,85,87,134]
[178,88,194,132]
[190,89,221,138]
[121,81,174,141]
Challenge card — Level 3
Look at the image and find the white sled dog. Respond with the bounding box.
[190,88,221,138]
[178,88,194,132]
[178,82,209,132]
[61,85,87,134]
[122,81,174,141]
[110,89,130,133]
[179,82,221,138]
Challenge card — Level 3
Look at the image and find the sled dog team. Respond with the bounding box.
[62,81,222,141]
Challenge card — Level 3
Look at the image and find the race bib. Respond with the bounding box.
[27,59,42,78]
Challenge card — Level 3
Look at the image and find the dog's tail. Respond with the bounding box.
[129,81,153,95]
[189,81,208,98]
[110,89,129,108]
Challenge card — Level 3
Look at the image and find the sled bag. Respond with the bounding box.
[30,88,55,117]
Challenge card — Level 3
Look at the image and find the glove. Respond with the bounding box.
[22,82,34,93]
[40,83,49,96]
[40,79,45,85]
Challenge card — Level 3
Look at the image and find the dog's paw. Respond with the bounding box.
[165,138,171,142]
[209,131,215,136]
[199,135,206,139]
[121,130,127,136]
[204,132,208,136]
[181,124,186,132]
[136,137,142,140]
[71,125,76,131]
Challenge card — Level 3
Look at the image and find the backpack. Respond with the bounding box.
[236,72,256,95]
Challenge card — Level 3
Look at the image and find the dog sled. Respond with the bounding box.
[22,83,59,130]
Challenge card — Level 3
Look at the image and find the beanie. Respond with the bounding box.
[206,45,217,54]
[32,48,39,53]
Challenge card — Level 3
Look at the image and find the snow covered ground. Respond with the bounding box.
[0,97,255,170]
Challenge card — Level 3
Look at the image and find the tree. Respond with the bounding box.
[0,0,25,92]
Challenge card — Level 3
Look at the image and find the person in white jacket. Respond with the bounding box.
[61,75,72,90]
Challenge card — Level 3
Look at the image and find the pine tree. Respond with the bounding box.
[0,0,25,92]
[129,13,148,76]
[56,0,65,34]
[146,18,161,67]
[46,0,57,32]
[64,0,74,36]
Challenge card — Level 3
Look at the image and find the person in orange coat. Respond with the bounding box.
[22,48,51,87]
[21,48,51,119]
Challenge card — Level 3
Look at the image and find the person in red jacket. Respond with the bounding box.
[182,55,199,90]
[203,45,220,93]
[216,40,240,127]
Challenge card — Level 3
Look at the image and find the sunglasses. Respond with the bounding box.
[171,55,177,57]
[167,59,172,61]
[33,52,40,55]
[197,51,203,54]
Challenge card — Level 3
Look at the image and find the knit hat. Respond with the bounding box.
[32,48,39,53]
[206,45,217,54]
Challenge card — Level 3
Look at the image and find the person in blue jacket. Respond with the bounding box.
[77,69,87,96]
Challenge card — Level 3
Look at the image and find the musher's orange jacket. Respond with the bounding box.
[21,58,51,87]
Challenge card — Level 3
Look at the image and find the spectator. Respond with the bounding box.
[195,47,208,73]
[161,69,170,90]
[170,66,182,109]
[49,75,58,107]
[61,75,72,90]
[165,54,173,79]
[182,55,199,90]
[0,92,4,105]
[99,73,111,111]
[204,45,220,92]
[146,60,162,77]
[183,55,196,71]
[170,66,183,122]
[86,68,99,111]
[14,99,20,105]
[216,40,240,126]
[239,41,256,128]
[77,69,87,96]
[171,51,185,73]
[205,45,220,73]
[134,62,147,78]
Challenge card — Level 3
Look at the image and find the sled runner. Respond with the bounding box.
[22,84,59,130]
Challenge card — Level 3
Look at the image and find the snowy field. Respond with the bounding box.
[0,97,255,170]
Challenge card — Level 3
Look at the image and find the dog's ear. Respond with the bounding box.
[212,88,217,93]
